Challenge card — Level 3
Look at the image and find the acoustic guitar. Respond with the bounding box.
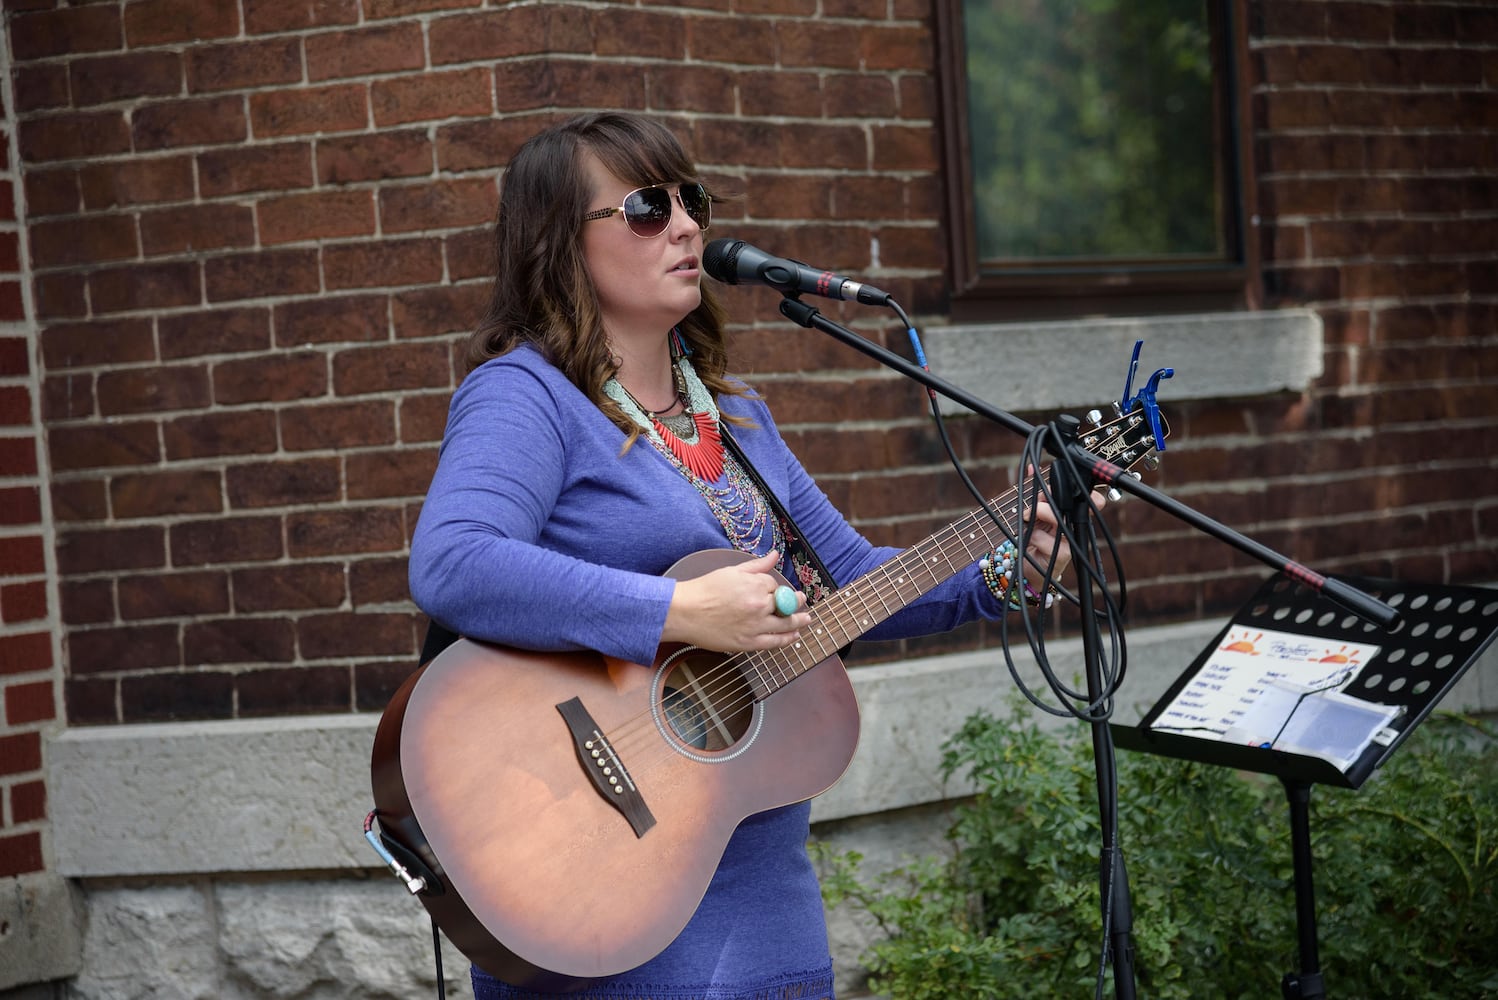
[370,406,1165,990]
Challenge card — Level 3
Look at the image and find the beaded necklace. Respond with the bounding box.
[605,356,783,557]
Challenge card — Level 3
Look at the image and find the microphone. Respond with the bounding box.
[703,238,892,306]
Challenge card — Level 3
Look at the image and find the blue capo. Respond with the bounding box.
[1118,340,1173,453]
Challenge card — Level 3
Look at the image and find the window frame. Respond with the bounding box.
[933,0,1262,319]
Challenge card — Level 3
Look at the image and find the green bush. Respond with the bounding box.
[817,707,1498,999]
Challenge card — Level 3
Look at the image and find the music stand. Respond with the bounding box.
[1113,572,1498,999]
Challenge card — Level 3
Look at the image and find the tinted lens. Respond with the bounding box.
[678,183,711,231]
[621,187,673,238]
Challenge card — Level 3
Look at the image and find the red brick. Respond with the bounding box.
[213,351,328,405]
[50,479,108,523]
[9,5,122,60]
[120,671,233,722]
[186,37,301,93]
[30,214,138,268]
[65,677,117,725]
[0,832,43,878]
[648,63,738,114]
[56,525,166,575]
[444,229,492,281]
[13,63,70,113]
[287,506,405,557]
[163,409,277,461]
[204,248,321,303]
[170,515,283,566]
[23,168,80,218]
[89,261,202,315]
[111,469,223,519]
[10,780,46,824]
[428,6,593,63]
[306,23,425,82]
[0,631,49,675]
[132,96,247,151]
[350,556,411,606]
[323,238,443,291]
[317,130,433,185]
[232,563,347,613]
[184,617,295,665]
[0,732,41,775]
[0,338,26,377]
[296,609,414,658]
[95,363,209,417]
[594,7,687,60]
[280,399,396,452]
[160,307,271,360]
[437,114,560,173]
[140,200,257,255]
[48,422,160,471]
[824,74,898,119]
[19,111,132,163]
[346,446,438,499]
[398,393,450,442]
[79,155,195,210]
[0,435,37,477]
[333,340,450,395]
[0,384,30,425]
[392,283,487,340]
[5,680,55,726]
[251,84,368,138]
[777,21,863,69]
[258,190,376,245]
[123,0,239,46]
[493,58,647,114]
[0,486,42,526]
[33,273,87,321]
[371,68,491,128]
[688,16,777,65]
[1,581,48,624]
[225,457,341,508]
[59,579,118,624]
[70,51,182,107]
[238,665,352,716]
[199,142,314,197]
[379,177,495,234]
[273,294,388,348]
[118,569,229,620]
[244,0,359,34]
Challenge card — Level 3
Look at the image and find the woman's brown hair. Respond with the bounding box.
[466,112,743,439]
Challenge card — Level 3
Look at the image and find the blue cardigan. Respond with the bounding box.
[408,345,1001,999]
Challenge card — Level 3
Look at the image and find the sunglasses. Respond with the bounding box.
[583,182,712,239]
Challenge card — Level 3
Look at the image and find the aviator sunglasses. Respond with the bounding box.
[583,182,712,239]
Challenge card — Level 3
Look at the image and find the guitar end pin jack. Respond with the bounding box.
[364,811,428,894]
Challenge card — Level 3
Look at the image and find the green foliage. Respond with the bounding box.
[817,708,1498,999]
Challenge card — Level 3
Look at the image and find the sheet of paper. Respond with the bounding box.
[1150,625,1384,754]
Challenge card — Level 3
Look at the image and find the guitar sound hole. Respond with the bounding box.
[659,650,756,753]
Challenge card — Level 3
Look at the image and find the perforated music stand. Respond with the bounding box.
[1113,572,1498,1000]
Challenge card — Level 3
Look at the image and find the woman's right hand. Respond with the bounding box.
[661,550,810,653]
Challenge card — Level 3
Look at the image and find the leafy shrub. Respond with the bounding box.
[817,707,1498,999]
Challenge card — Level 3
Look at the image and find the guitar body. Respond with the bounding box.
[370,549,860,990]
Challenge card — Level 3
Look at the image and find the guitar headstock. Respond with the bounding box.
[1078,403,1171,474]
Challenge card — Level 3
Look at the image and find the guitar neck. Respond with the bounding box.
[748,479,1031,695]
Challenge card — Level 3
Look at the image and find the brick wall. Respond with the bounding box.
[2,0,1495,758]
[1,30,53,880]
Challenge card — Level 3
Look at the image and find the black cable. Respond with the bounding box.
[432,914,446,1000]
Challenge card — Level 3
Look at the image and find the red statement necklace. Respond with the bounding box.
[611,359,725,482]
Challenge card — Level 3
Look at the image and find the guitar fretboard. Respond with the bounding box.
[744,483,1028,699]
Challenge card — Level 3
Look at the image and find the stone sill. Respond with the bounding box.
[48,608,1497,880]
[921,309,1324,415]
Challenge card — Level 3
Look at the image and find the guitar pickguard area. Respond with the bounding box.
[652,646,764,763]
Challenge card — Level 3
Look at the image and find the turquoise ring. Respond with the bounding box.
[773,585,798,617]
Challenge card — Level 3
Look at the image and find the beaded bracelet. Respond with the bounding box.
[978,540,1056,611]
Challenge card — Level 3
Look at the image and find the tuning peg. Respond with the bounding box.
[1143,454,1160,471]
[1086,408,1104,427]
[1106,488,1123,502]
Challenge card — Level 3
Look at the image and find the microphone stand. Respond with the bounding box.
[773,293,1400,999]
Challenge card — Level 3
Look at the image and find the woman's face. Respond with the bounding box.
[579,151,704,342]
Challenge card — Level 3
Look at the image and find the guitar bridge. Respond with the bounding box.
[556,697,656,839]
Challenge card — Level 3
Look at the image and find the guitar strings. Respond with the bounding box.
[596,477,1041,773]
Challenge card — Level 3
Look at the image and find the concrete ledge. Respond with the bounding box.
[49,605,1495,879]
[0,872,84,990]
[922,309,1324,414]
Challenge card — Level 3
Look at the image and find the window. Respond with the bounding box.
[936,0,1257,318]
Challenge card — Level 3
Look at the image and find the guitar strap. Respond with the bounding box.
[718,422,839,608]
